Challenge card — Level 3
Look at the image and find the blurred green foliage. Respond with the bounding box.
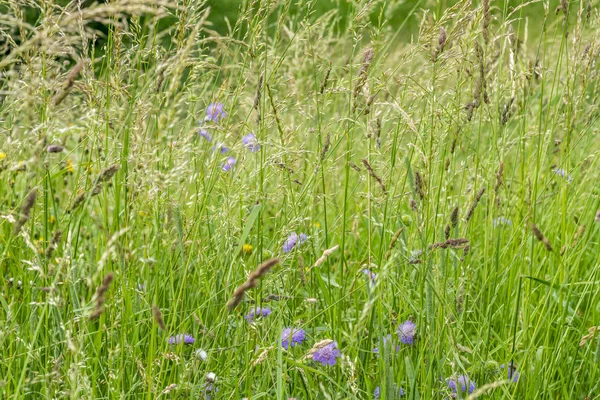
[206,0,548,39]
[0,0,552,55]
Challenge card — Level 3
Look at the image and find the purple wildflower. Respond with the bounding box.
[198,128,212,142]
[213,143,229,154]
[362,269,377,284]
[312,342,341,366]
[205,102,226,123]
[408,249,423,263]
[282,233,298,252]
[168,333,195,345]
[374,385,405,399]
[397,320,416,345]
[282,232,307,253]
[242,133,260,152]
[245,307,272,323]
[552,167,572,182]
[373,334,400,354]
[501,363,520,383]
[447,375,476,394]
[203,383,218,400]
[493,217,512,227]
[221,157,237,172]
[281,327,306,349]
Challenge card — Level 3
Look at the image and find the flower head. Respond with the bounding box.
[205,102,226,123]
[373,334,400,354]
[312,342,341,366]
[213,143,229,154]
[203,383,218,400]
[194,348,208,361]
[245,307,272,323]
[552,167,572,182]
[203,374,218,400]
[198,128,212,142]
[282,232,307,253]
[242,243,253,255]
[501,363,520,383]
[242,133,260,152]
[408,249,423,264]
[374,385,405,399]
[493,217,512,227]
[397,320,416,345]
[221,157,237,172]
[362,268,377,284]
[447,375,476,394]
[281,327,306,349]
[168,333,195,345]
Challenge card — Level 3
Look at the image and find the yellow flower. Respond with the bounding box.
[313,221,321,229]
[49,216,56,224]
[242,244,253,255]
[139,211,147,217]
[66,159,74,173]
[0,152,6,159]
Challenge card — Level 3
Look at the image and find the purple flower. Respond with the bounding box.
[205,102,226,123]
[493,217,512,227]
[242,133,260,152]
[312,342,341,366]
[397,320,416,345]
[245,307,272,322]
[501,363,520,383]
[374,385,405,399]
[362,269,377,284]
[212,143,229,154]
[552,167,572,182]
[198,128,212,142]
[203,383,218,400]
[282,232,307,253]
[373,334,400,354]
[281,327,306,349]
[168,333,195,345]
[221,157,237,172]
[447,375,476,394]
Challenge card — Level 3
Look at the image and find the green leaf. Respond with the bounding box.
[235,204,262,255]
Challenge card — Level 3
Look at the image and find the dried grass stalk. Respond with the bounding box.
[90,273,114,320]
[71,164,120,211]
[430,238,470,250]
[14,188,37,235]
[227,258,280,311]
[530,223,553,252]
[465,188,485,223]
[45,230,63,258]
[152,305,165,330]
[385,227,405,259]
[313,245,340,268]
[53,61,84,106]
[361,159,387,195]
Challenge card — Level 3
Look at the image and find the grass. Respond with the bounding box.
[1,0,600,398]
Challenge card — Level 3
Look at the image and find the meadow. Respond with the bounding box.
[1,0,600,398]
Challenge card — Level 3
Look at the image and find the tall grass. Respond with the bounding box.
[1,0,600,398]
